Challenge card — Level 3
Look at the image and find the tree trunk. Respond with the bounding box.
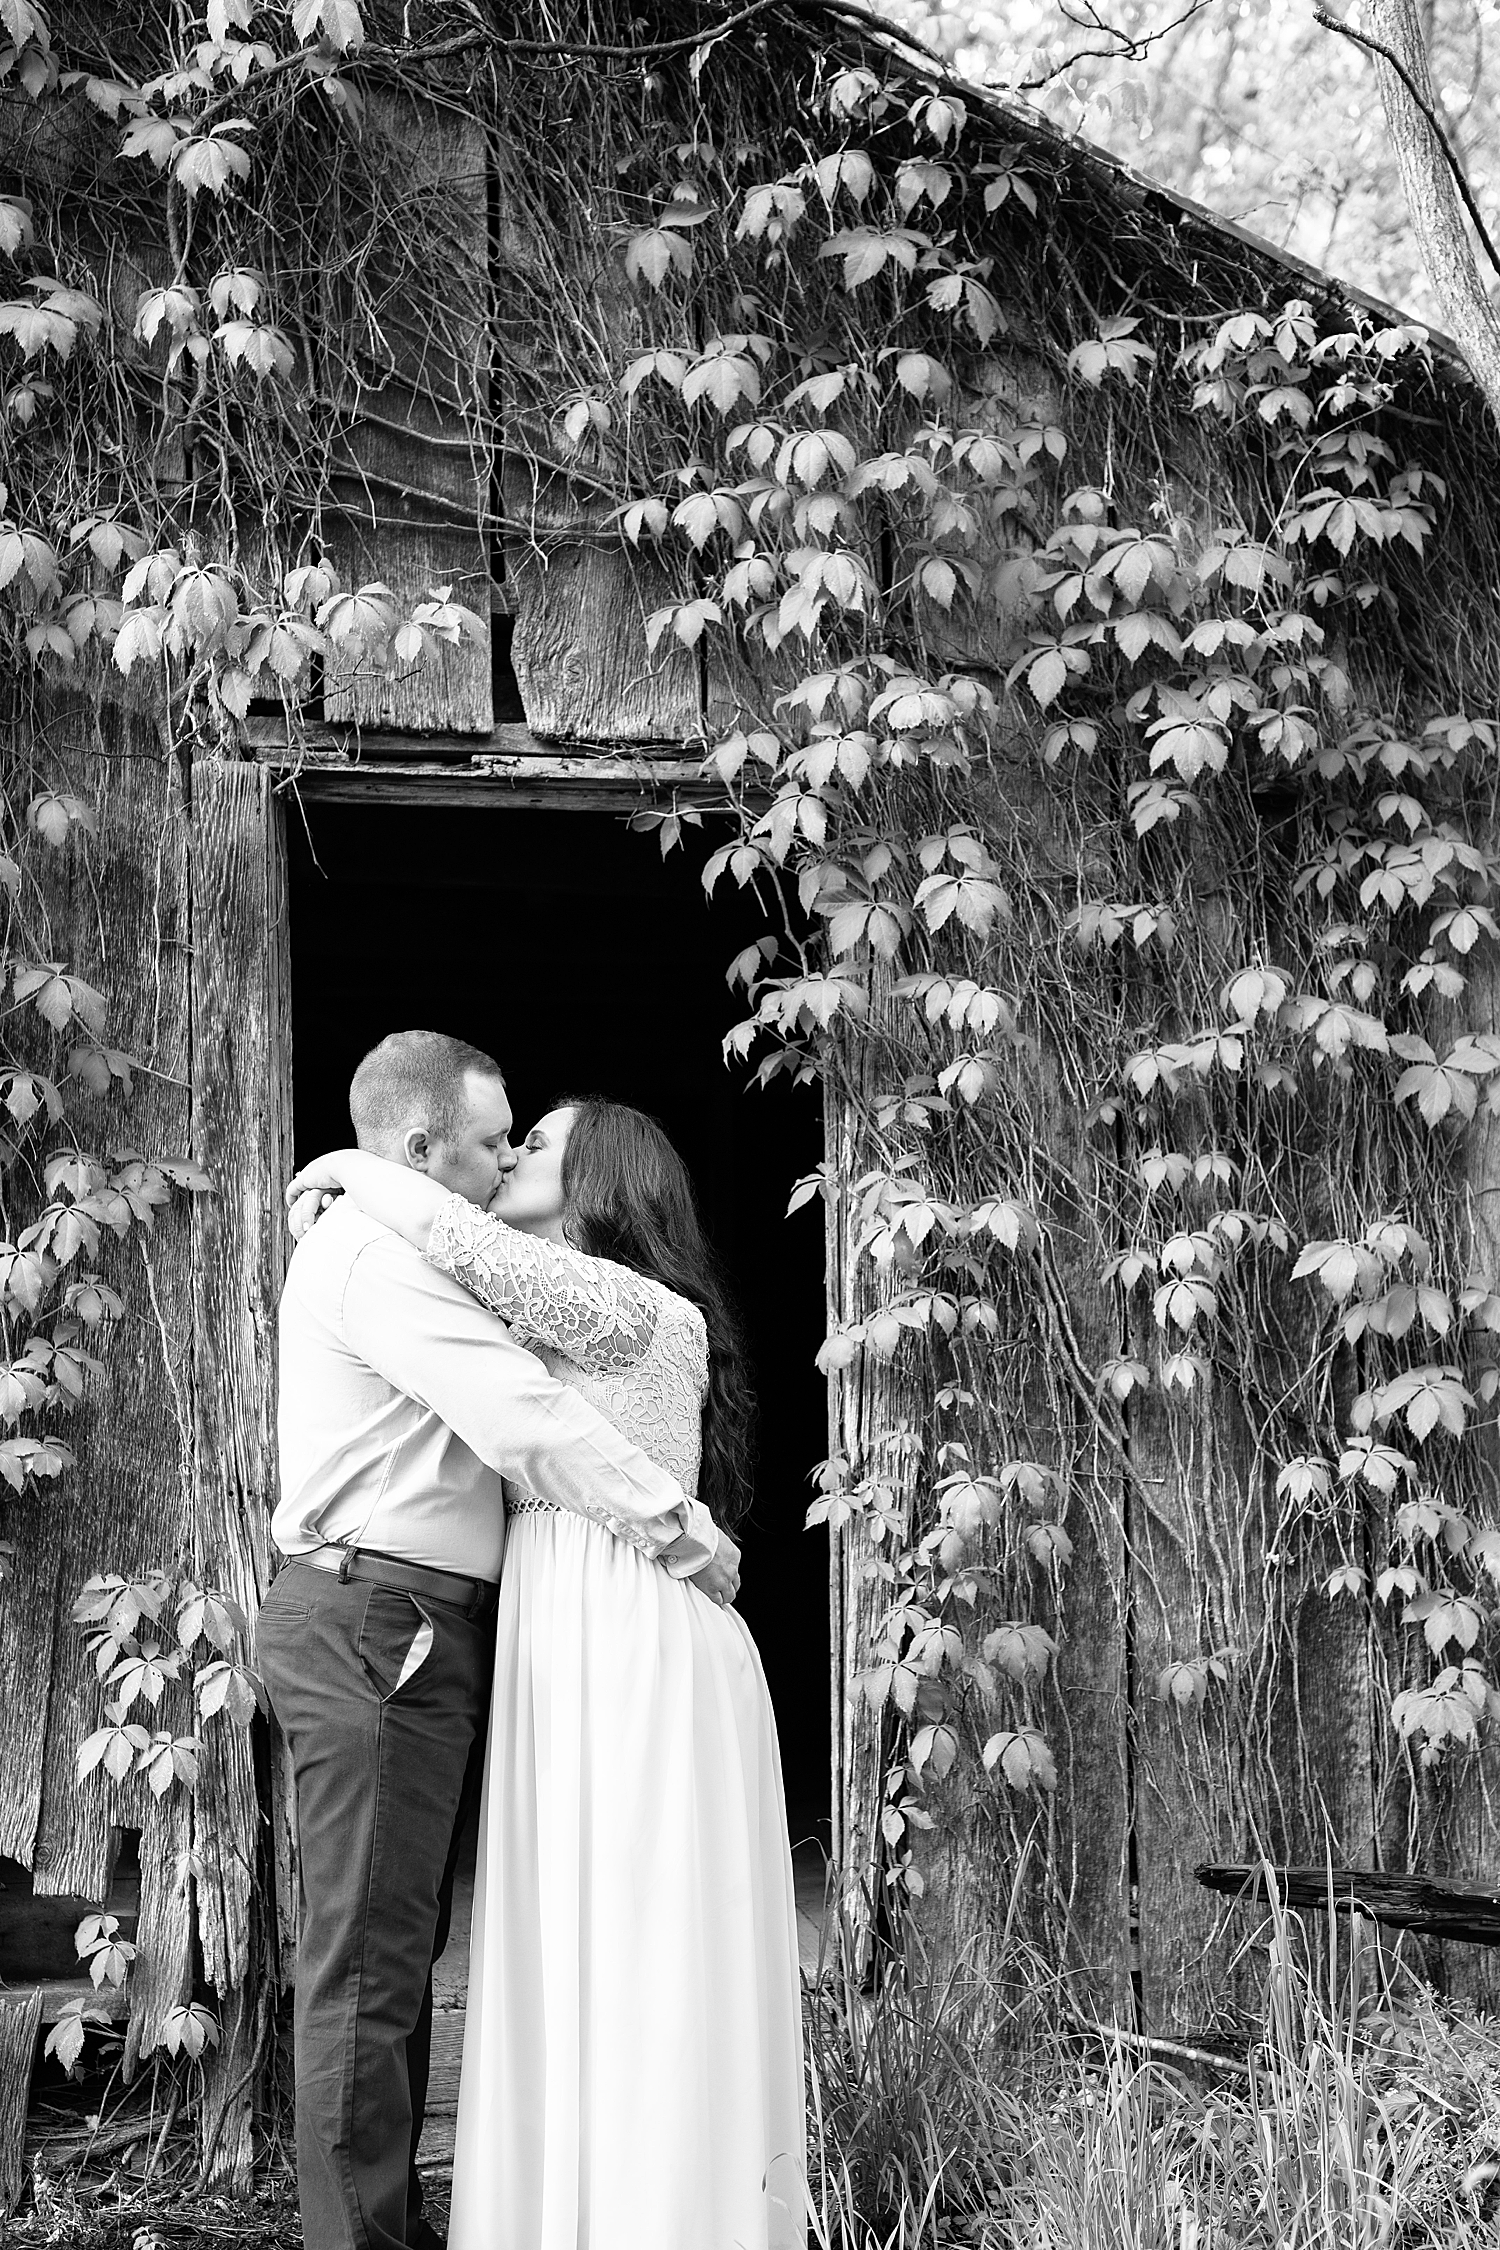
[1361,0,1500,423]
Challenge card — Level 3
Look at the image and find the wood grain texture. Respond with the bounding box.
[323,98,491,734]
[1126,1331,1268,2030]
[1431,933,1500,2007]
[0,1990,42,2216]
[503,468,701,744]
[825,1085,900,1937]
[21,706,193,1922]
[123,1795,192,2075]
[189,760,296,2181]
[0,1480,63,1871]
[198,1975,258,2190]
[1199,1862,1500,1943]
[190,762,295,1988]
[1001,757,1132,2016]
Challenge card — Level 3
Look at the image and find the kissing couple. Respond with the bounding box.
[255,1030,806,2250]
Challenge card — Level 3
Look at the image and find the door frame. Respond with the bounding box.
[254,736,851,1876]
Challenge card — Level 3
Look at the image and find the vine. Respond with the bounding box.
[5,0,1500,2055]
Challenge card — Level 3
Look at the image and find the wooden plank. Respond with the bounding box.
[503,468,701,745]
[0,1990,42,2217]
[123,1797,193,2075]
[826,1087,907,1940]
[0,1861,139,1975]
[996,759,1132,2017]
[324,97,490,734]
[0,1487,62,1871]
[32,1978,128,2028]
[189,760,296,2179]
[1198,1862,1500,1944]
[283,766,731,813]
[1431,935,1500,2007]
[197,1979,258,2190]
[22,704,194,1906]
[1126,1298,1266,2030]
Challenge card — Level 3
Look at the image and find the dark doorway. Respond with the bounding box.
[286,797,831,1844]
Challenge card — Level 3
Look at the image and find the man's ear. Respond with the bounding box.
[401,1125,431,1173]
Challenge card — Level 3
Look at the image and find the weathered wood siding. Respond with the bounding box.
[324,97,492,735]
[0,706,296,2181]
[2,697,194,1928]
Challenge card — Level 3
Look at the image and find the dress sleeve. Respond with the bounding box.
[424,1194,660,1370]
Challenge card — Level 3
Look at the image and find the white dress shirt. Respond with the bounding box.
[274,1199,718,1584]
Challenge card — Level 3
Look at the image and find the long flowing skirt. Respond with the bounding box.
[447,1507,807,2249]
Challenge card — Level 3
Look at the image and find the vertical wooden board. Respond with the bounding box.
[198,1976,259,2189]
[24,704,194,1903]
[323,98,491,734]
[0,1478,63,1868]
[0,1990,41,2216]
[923,351,1064,681]
[503,468,701,744]
[1275,1542,1378,1867]
[1431,939,1500,2007]
[824,1080,850,1875]
[123,1795,193,2073]
[1126,1372,1263,2030]
[1009,760,1133,2013]
[190,761,295,2003]
[325,521,492,736]
[826,1056,925,1956]
[972,753,1132,2011]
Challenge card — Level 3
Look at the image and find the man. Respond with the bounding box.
[257,1031,739,2250]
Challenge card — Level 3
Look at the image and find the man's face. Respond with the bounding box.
[422,1072,517,1208]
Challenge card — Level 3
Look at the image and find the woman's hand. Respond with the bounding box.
[287,1187,337,1241]
[283,1148,448,1253]
[284,1154,351,1240]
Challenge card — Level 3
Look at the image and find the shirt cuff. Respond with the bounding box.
[659,1497,720,1577]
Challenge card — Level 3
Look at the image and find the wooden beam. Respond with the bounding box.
[189,760,297,2184]
[32,1978,128,2029]
[243,715,740,810]
[1198,1862,1500,1946]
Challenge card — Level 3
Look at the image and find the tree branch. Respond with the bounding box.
[1017,0,1220,92]
[1314,4,1500,282]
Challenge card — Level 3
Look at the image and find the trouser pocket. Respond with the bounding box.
[357,1584,435,1703]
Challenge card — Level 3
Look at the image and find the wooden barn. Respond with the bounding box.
[3,0,1500,2203]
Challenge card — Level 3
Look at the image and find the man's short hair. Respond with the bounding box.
[349,1030,504,1152]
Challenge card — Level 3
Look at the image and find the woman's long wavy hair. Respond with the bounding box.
[553,1096,756,1531]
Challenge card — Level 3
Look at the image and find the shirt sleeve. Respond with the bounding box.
[425,1195,660,1369]
[340,1229,718,1571]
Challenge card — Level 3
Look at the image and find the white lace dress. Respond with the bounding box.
[427,1199,806,2250]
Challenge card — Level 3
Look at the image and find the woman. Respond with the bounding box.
[286,1099,805,2250]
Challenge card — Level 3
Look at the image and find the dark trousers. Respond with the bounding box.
[257,1561,494,2250]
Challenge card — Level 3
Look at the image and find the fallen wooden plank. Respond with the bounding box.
[1197,1863,1500,1945]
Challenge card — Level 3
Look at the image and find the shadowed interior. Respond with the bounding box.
[286,798,832,1846]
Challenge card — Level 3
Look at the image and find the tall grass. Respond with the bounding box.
[803,1900,1018,2249]
[804,1874,1498,2250]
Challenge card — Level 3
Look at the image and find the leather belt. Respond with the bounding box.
[295,1544,498,1619]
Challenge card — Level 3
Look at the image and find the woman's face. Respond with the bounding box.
[488,1105,576,1237]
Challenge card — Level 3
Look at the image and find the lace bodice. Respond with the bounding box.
[425,1196,708,1524]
